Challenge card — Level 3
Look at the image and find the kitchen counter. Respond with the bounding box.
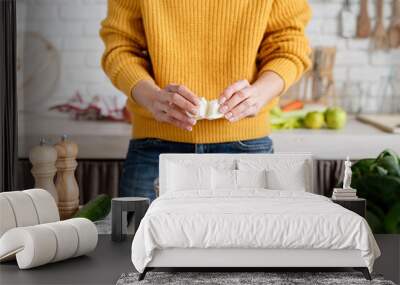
[18,112,399,160]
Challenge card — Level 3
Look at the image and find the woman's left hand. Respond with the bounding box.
[218,71,285,122]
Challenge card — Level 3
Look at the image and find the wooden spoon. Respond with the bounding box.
[357,0,371,38]
[388,0,400,48]
[372,0,387,49]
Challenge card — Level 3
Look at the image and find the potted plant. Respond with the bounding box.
[351,149,400,283]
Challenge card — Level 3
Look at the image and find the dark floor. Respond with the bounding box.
[0,235,133,285]
[1,234,398,285]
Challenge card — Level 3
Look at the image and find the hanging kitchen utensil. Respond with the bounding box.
[388,0,400,48]
[310,47,337,105]
[357,0,371,38]
[340,0,357,38]
[372,0,388,50]
[284,47,336,106]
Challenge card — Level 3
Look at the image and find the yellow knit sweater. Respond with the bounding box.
[100,0,311,143]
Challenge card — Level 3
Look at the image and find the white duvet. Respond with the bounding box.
[131,190,380,273]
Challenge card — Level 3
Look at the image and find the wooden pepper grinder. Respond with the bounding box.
[55,135,79,219]
[29,138,59,202]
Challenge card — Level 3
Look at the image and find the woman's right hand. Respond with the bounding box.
[132,80,201,131]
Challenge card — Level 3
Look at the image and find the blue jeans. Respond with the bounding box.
[119,136,274,201]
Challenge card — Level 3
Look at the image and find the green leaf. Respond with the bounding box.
[384,203,400,234]
[352,149,400,234]
[366,211,385,233]
[352,159,376,176]
[371,165,389,176]
[377,149,399,166]
[367,200,385,221]
[355,175,400,212]
[376,155,400,176]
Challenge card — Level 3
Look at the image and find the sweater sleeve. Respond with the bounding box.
[257,0,312,93]
[100,0,154,98]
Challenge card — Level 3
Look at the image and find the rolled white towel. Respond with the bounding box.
[0,189,60,239]
[0,218,98,269]
[0,196,17,237]
[0,226,57,268]
[42,221,79,262]
[64,218,98,257]
[0,191,40,227]
[23,189,60,224]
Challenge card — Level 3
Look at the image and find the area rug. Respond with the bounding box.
[116,272,396,285]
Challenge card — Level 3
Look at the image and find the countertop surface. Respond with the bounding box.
[18,112,399,160]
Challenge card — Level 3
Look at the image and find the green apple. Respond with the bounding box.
[304,111,325,129]
[325,107,347,129]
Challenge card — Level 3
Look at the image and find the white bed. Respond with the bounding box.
[131,153,380,280]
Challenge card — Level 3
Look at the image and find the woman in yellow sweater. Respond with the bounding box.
[100,0,311,200]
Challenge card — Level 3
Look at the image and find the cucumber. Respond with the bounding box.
[74,194,111,222]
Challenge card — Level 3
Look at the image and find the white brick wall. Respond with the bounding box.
[17,0,400,113]
[308,0,400,113]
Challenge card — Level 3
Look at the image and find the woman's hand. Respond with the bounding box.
[218,71,285,122]
[132,80,201,131]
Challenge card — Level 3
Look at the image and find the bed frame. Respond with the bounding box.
[139,153,372,281]
[139,248,371,280]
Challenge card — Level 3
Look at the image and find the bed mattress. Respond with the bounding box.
[131,190,380,273]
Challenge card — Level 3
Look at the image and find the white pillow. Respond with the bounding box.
[236,169,267,189]
[266,168,306,191]
[167,162,212,191]
[211,169,267,190]
[211,168,237,190]
[237,159,308,192]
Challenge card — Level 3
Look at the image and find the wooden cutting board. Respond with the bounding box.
[357,114,400,134]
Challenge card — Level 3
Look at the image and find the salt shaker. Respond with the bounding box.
[29,138,59,202]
